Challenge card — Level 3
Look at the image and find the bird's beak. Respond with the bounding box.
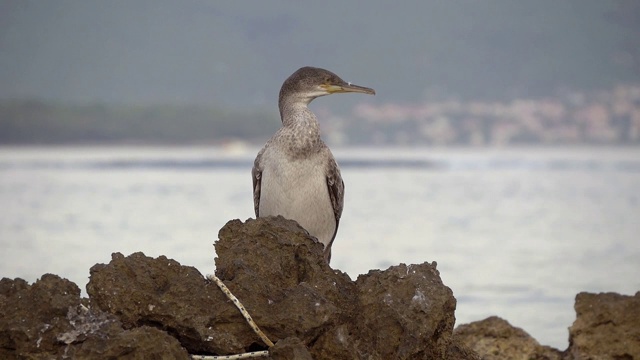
[321,82,376,95]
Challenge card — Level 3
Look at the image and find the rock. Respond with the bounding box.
[8,216,637,359]
[270,337,313,360]
[454,316,563,360]
[215,217,358,347]
[0,274,81,358]
[568,291,640,359]
[216,216,459,359]
[87,252,251,355]
[0,275,188,359]
[353,263,457,359]
[63,323,189,359]
[446,338,483,360]
[86,216,460,358]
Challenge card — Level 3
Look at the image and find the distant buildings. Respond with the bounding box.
[336,85,640,146]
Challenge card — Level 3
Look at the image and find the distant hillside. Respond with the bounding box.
[2,82,639,146]
[0,100,279,145]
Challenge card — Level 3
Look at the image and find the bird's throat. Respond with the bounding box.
[280,106,323,156]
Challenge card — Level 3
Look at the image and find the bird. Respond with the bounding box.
[252,66,375,264]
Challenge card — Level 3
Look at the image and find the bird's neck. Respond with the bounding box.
[278,98,323,153]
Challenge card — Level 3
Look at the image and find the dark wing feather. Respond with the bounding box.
[252,149,264,217]
[326,156,344,242]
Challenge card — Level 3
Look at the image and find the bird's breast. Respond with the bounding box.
[258,149,336,247]
[260,151,328,209]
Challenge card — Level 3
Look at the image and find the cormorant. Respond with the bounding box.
[252,66,375,263]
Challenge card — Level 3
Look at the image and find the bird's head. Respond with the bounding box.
[279,66,375,106]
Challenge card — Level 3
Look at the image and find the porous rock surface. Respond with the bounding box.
[0,274,188,359]
[567,291,640,360]
[1,216,638,359]
[454,316,563,360]
[212,216,463,359]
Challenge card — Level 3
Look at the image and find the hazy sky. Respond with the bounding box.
[1,1,637,108]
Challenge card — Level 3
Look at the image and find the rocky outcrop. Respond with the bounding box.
[453,292,640,360]
[0,275,189,359]
[454,316,563,360]
[567,291,640,360]
[1,216,638,359]
[214,217,460,359]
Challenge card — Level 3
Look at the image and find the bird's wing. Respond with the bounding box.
[252,148,265,217]
[326,155,345,241]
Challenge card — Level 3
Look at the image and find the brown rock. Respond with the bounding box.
[16,216,604,359]
[568,291,640,359]
[454,316,563,360]
[5,217,640,359]
[87,252,252,355]
[216,217,459,359]
[66,325,189,359]
[270,336,313,360]
[353,262,456,359]
[0,274,81,357]
[446,338,483,360]
[87,216,460,358]
[309,324,363,359]
[215,217,358,346]
[85,217,358,356]
[0,275,188,359]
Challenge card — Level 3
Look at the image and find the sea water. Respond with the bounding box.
[1,145,639,350]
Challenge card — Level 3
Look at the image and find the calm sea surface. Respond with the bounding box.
[1,145,639,349]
